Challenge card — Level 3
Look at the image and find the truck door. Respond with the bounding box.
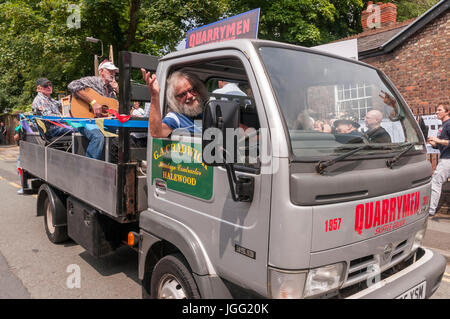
[148,50,272,297]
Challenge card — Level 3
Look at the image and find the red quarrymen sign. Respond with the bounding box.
[186,8,260,49]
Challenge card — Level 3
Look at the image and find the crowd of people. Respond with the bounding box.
[292,108,392,144]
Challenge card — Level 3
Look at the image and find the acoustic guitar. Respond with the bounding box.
[70,88,119,118]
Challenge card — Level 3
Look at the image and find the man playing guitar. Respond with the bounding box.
[67,60,119,159]
[68,60,119,117]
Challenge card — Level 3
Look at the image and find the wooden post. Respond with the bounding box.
[94,54,99,76]
[109,45,114,64]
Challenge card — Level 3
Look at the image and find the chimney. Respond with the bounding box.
[361,2,397,31]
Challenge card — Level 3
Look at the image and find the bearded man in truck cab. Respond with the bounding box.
[141,69,208,138]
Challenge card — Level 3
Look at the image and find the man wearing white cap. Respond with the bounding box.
[67,59,119,160]
[68,60,119,117]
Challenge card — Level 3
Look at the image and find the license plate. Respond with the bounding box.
[396,281,426,299]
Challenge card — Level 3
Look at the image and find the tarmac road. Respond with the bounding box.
[0,145,449,299]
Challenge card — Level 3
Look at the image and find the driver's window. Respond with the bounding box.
[207,77,260,171]
[163,58,262,171]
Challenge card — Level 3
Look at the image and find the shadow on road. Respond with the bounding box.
[78,246,140,285]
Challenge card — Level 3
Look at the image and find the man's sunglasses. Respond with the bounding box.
[42,83,52,88]
[176,87,197,99]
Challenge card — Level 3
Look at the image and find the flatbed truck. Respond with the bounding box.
[20,39,446,299]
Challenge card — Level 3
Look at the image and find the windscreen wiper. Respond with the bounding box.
[315,145,371,174]
[385,143,416,169]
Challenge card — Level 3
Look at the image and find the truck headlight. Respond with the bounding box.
[268,268,307,299]
[304,262,345,298]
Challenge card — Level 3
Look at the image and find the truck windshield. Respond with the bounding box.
[258,46,421,160]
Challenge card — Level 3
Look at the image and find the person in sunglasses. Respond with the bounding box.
[32,78,74,138]
[32,78,62,117]
[141,69,208,138]
[32,77,104,161]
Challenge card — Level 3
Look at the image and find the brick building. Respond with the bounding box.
[334,0,449,211]
[336,0,448,116]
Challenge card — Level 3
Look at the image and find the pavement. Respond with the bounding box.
[1,143,449,263]
[0,144,20,162]
[423,214,450,263]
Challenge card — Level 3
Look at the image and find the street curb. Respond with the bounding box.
[424,246,450,263]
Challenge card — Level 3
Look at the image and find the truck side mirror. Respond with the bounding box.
[202,99,240,166]
[202,99,254,202]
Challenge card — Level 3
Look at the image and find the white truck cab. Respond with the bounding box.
[139,39,445,299]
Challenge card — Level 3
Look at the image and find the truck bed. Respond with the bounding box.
[20,140,147,220]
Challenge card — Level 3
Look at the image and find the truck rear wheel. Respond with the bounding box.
[150,254,200,299]
[38,185,69,243]
[43,197,68,243]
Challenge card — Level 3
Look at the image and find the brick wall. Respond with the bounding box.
[362,11,449,117]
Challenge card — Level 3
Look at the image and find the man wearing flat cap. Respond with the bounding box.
[32,78,62,116]
[32,77,73,138]
[334,116,363,136]
[67,60,119,160]
[334,115,364,143]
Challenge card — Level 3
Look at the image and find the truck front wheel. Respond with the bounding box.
[150,254,200,299]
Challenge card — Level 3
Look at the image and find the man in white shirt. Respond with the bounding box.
[213,80,246,97]
[131,101,145,117]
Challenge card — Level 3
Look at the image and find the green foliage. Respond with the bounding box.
[229,0,365,46]
[0,0,228,113]
[228,0,441,46]
[0,0,441,113]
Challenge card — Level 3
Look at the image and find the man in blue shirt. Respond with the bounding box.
[141,69,208,137]
[428,103,450,217]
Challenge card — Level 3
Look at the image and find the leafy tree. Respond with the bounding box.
[228,0,441,46]
[0,0,228,113]
[0,0,441,114]
[228,0,365,46]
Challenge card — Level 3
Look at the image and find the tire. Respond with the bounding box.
[39,187,69,244]
[150,254,200,299]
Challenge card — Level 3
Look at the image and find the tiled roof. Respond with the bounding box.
[333,19,415,53]
[331,0,448,57]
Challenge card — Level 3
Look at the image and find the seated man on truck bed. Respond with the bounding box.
[32,77,74,138]
[68,60,119,159]
[141,69,208,137]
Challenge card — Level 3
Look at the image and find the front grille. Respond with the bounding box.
[391,240,408,262]
[335,248,421,299]
[345,254,376,287]
[341,238,413,291]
